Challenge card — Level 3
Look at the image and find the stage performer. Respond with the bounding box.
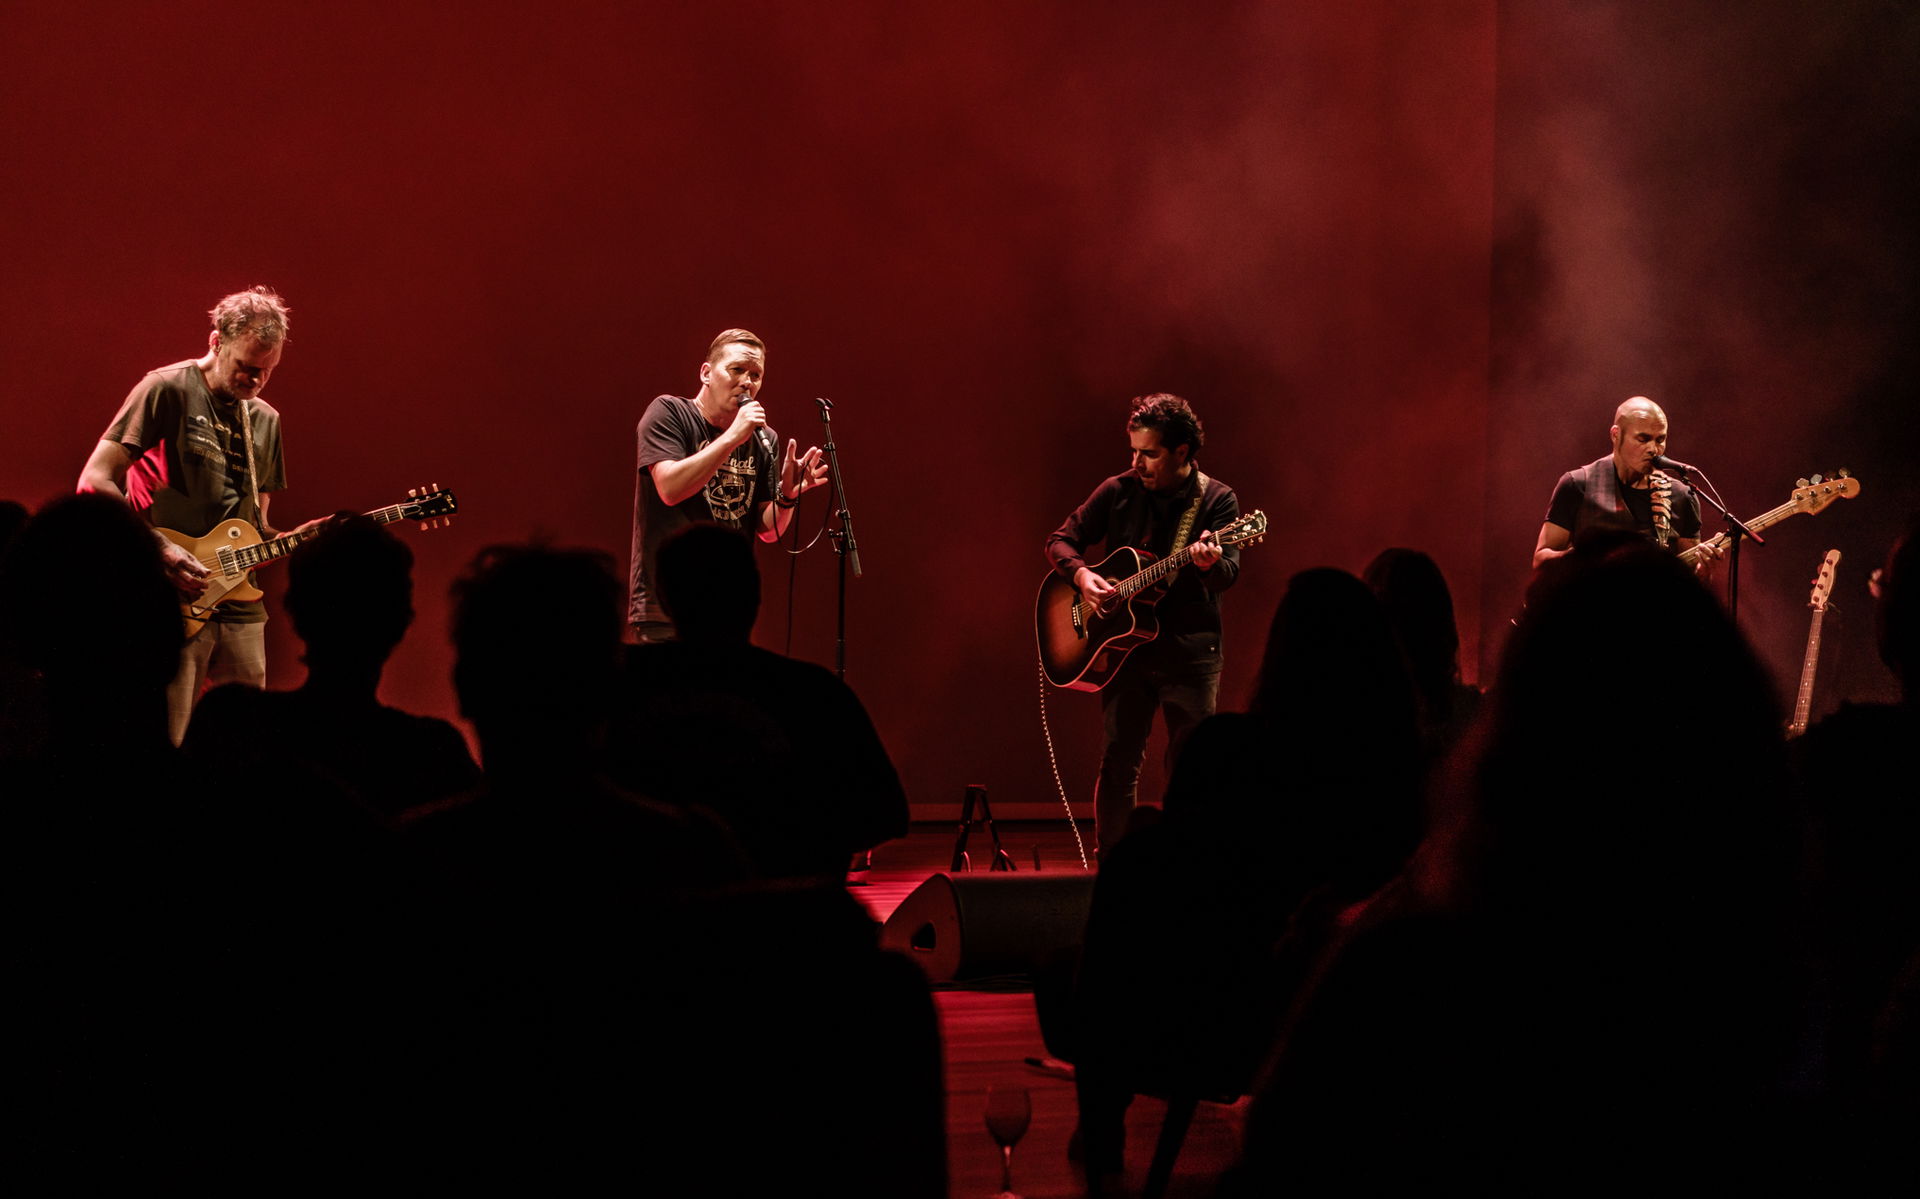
[77,285,316,744]
[1533,396,1720,570]
[1046,393,1241,855]
[628,328,830,643]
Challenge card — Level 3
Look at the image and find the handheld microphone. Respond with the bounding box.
[1650,454,1698,478]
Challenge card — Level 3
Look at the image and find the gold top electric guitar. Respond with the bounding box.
[158,485,456,636]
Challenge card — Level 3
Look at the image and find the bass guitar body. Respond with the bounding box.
[159,519,267,637]
[1036,547,1164,692]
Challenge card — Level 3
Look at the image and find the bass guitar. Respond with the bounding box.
[1786,548,1840,739]
[1677,470,1860,567]
[159,485,457,636]
[1036,509,1268,691]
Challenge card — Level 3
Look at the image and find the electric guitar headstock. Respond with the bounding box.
[1792,470,1860,516]
[400,484,457,530]
[1807,548,1840,612]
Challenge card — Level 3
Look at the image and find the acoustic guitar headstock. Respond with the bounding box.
[1219,509,1268,549]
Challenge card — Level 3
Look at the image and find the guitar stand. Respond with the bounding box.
[950,784,1016,873]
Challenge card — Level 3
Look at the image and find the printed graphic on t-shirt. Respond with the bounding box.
[184,411,229,467]
[703,442,757,527]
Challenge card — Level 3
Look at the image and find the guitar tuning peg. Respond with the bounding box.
[1838,467,1851,478]
[1795,477,1809,489]
[431,482,440,493]
[408,487,419,498]
[1812,473,1826,485]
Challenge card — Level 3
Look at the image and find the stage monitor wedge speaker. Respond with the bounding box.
[880,871,1096,983]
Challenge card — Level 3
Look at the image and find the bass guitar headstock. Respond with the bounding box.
[1792,469,1860,515]
[1807,548,1840,612]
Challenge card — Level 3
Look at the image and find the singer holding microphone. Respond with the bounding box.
[1532,395,1721,571]
[628,328,829,643]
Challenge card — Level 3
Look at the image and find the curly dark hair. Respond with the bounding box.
[1127,393,1204,454]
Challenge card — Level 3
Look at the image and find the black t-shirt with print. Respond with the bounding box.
[629,394,778,626]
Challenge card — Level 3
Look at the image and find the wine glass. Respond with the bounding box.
[984,1084,1032,1198]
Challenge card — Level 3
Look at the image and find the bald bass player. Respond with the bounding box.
[1534,397,1723,571]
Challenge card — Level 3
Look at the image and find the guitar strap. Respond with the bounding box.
[238,398,261,529]
[1649,469,1674,549]
[1170,470,1209,554]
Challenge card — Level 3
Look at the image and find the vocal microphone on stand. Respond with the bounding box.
[1651,454,1699,478]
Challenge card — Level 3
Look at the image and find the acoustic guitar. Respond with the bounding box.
[158,485,456,636]
[1036,509,1268,691]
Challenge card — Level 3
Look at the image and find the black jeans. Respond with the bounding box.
[1094,652,1221,853]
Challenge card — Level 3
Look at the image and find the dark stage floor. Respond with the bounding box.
[854,821,1245,1199]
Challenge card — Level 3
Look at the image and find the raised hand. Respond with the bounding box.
[783,439,829,498]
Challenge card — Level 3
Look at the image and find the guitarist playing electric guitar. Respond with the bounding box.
[76,286,331,745]
[1044,393,1242,855]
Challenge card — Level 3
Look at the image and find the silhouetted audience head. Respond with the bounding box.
[656,523,759,644]
[1230,545,1805,1187]
[285,513,413,668]
[1364,548,1461,706]
[0,499,28,558]
[1874,513,1919,697]
[0,493,179,699]
[1249,567,1416,736]
[452,543,623,745]
[1440,542,1793,925]
[1788,518,1920,1109]
[0,499,45,760]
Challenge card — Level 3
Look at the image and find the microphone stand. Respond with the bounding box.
[1675,464,1762,623]
[816,397,862,679]
[816,397,870,884]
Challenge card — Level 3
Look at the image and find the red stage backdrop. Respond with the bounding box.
[4,2,1911,818]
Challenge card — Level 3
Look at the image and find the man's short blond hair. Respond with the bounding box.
[210,285,291,347]
[707,328,765,364]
